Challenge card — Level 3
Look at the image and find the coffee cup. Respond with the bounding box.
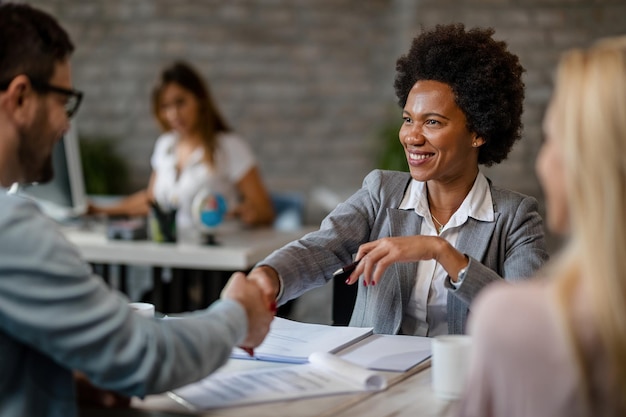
[129,302,155,318]
[431,335,472,400]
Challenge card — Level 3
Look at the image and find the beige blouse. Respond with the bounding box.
[456,279,621,417]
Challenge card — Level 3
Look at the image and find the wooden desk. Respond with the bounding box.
[80,359,454,417]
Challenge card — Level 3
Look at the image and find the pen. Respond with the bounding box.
[332,259,361,281]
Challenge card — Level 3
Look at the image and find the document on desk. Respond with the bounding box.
[337,334,432,372]
[169,352,387,410]
[230,317,373,363]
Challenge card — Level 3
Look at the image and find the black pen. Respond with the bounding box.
[332,259,361,281]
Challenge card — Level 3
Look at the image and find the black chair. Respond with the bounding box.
[332,277,358,326]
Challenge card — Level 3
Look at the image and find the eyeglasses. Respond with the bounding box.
[30,80,84,118]
[0,78,84,118]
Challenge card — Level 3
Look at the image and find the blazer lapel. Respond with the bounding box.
[388,208,422,310]
[455,214,499,263]
[448,212,499,334]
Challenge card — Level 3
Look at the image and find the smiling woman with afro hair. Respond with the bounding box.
[243,23,547,338]
[395,23,525,166]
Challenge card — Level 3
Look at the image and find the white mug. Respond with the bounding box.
[431,335,472,400]
[129,302,155,318]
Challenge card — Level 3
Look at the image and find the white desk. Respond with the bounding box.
[62,224,315,313]
[80,358,454,417]
[63,225,315,271]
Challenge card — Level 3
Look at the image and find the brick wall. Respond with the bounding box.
[25,0,626,232]
[415,0,626,197]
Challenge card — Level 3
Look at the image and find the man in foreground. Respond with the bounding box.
[0,3,273,416]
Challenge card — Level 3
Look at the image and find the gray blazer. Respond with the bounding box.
[262,170,549,335]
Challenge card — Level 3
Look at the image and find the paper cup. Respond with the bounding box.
[129,302,155,318]
[431,335,472,400]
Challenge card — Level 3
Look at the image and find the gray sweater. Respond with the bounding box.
[0,192,246,417]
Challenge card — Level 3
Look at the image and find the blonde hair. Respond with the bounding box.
[552,36,626,410]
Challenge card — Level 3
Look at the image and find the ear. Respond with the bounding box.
[2,75,37,125]
[471,134,485,148]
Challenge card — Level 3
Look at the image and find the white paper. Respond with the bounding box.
[231,317,373,363]
[170,352,387,410]
[309,352,387,390]
[337,334,432,372]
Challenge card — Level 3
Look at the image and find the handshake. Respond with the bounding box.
[220,267,281,350]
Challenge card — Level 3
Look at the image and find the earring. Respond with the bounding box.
[472,141,478,147]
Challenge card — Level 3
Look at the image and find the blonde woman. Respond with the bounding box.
[459,36,626,416]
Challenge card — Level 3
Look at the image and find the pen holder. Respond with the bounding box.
[148,204,177,243]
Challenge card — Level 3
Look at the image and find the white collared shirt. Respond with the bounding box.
[399,172,494,337]
[150,131,255,231]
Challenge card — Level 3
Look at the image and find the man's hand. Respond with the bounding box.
[221,272,275,348]
[74,371,130,409]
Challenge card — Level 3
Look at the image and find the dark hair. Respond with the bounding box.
[394,23,525,166]
[152,61,231,166]
[0,3,74,87]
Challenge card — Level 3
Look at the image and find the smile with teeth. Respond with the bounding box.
[408,152,434,161]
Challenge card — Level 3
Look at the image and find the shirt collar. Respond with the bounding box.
[399,172,494,226]
[169,132,205,167]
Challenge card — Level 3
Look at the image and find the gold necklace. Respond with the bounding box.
[431,213,445,235]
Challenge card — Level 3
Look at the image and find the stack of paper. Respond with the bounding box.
[170,352,387,410]
[230,317,374,363]
[168,318,433,411]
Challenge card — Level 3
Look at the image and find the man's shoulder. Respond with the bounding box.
[0,193,89,272]
[0,193,59,239]
[0,193,39,220]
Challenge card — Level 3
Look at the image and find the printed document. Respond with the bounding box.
[170,352,386,410]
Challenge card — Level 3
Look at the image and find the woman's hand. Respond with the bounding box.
[346,236,468,286]
[246,266,281,301]
[84,190,151,217]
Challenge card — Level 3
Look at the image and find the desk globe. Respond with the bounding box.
[191,189,228,245]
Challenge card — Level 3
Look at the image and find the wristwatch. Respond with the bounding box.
[456,264,469,284]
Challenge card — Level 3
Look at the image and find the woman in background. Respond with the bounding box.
[90,61,274,235]
[460,36,626,416]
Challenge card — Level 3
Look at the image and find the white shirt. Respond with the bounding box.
[399,172,494,336]
[150,131,256,232]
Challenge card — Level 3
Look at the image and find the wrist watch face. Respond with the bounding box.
[457,266,468,282]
